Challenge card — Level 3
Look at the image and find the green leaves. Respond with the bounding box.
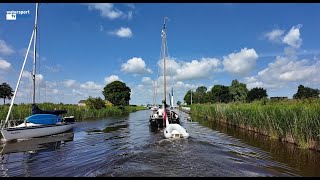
[85,96,106,110]
[293,85,320,99]
[0,82,14,105]
[247,87,268,102]
[102,81,131,106]
[229,79,248,102]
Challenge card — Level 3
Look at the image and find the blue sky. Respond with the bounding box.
[1,3,320,105]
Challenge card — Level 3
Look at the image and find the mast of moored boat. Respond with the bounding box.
[1,3,38,129]
[32,3,39,104]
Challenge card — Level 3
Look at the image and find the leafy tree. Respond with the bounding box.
[183,90,193,105]
[293,85,320,99]
[195,86,207,104]
[102,81,131,106]
[86,96,106,110]
[229,79,248,102]
[247,87,268,102]
[210,85,231,103]
[0,82,14,105]
[177,101,181,106]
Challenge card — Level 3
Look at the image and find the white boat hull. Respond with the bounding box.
[164,123,189,139]
[1,123,74,142]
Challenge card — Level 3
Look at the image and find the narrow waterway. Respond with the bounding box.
[0,109,319,177]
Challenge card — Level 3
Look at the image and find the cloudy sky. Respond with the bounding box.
[1,3,320,105]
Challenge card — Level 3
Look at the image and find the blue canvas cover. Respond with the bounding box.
[26,114,63,125]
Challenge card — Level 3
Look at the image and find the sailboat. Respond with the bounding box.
[155,17,189,138]
[0,3,74,142]
[150,80,159,111]
[169,88,178,109]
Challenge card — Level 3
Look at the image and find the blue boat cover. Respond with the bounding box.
[26,114,63,125]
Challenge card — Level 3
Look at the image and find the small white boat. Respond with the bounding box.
[1,122,74,142]
[164,123,189,139]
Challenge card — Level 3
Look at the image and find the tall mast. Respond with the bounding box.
[162,17,167,106]
[32,3,39,104]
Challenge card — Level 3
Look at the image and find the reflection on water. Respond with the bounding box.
[0,110,319,176]
[194,116,320,176]
[0,132,74,155]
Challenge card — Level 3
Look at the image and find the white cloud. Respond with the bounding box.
[0,40,14,55]
[129,76,200,105]
[86,3,124,20]
[243,55,320,90]
[104,75,122,84]
[265,29,285,42]
[47,88,60,95]
[283,25,302,49]
[157,57,181,76]
[80,81,103,91]
[157,57,221,81]
[22,71,44,83]
[110,27,133,38]
[0,59,11,70]
[63,79,77,88]
[121,57,152,74]
[72,89,86,96]
[142,77,153,85]
[177,58,220,80]
[223,48,259,76]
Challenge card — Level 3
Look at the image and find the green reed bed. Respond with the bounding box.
[0,103,147,122]
[191,100,320,150]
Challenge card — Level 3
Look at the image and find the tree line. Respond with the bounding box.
[0,81,131,108]
[1,80,319,106]
[183,79,320,105]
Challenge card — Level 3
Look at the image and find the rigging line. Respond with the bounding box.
[37,3,41,103]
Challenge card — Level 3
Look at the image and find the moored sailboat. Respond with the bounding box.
[0,3,74,142]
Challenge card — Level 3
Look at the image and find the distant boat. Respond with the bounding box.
[149,79,161,127]
[0,3,74,142]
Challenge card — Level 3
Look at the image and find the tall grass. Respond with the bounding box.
[0,103,147,122]
[191,99,320,150]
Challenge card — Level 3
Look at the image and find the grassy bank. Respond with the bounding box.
[0,103,147,121]
[190,99,320,151]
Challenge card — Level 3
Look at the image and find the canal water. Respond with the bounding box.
[1,109,319,177]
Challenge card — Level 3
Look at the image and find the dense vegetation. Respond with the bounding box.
[0,103,147,121]
[184,79,320,150]
[0,80,145,122]
[191,99,320,150]
[183,79,319,104]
